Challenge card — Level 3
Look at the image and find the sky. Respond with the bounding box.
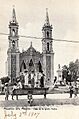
[0,0,79,77]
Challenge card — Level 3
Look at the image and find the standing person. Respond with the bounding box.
[11,83,18,100]
[74,82,78,97]
[20,72,25,89]
[54,76,57,84]
[17,81,22,89]
[38,72,42,87]
[27,90,33,105]
[31,71,35,88]
[34,71,38,87]
[24,71,29,86]
[40,73,44,88]
[28,80,31,88]
[69,82,73,98]
[4,83,9,100]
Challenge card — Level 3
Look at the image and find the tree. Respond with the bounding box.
[62,65,69,79]
[62,59,79,83]
[0,76,10,84]
[62,65,69,84]
[69,60,79,82]
[75,59,79,77]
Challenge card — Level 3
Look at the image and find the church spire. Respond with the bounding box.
[45,8,50,26]
[30,41,32,47]
[12,5,17,22]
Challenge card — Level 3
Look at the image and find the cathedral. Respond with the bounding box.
[7,8,54,86]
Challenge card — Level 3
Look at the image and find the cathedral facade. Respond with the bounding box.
[7,8,54,86]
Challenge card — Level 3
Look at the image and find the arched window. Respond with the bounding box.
[12,29,15,36]
[12,40,15,47]
[47,31,49,38]
[47,42,49,51]
[29,59,34,66]
[20,60,26,72]
[29,59,34,73]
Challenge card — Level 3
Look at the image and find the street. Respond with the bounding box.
[0,94,79,119]
[0,93,79,107]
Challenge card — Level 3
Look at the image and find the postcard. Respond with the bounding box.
[0,0,79,119]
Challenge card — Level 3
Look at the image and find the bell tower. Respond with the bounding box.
[42,9,54,85]
[7,7,20,83]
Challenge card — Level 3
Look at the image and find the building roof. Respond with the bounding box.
[20,42,42,57]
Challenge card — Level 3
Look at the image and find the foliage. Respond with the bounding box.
[69,59,79,81]
[62,65,69,79]
[62,59,79,82]
[0,76,10,84]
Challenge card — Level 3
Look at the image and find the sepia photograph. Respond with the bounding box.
[0,0,79,118]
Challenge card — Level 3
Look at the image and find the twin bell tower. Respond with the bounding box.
[7,7,54,85]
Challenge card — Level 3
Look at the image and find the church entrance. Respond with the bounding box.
[28,59,34,73]
[20,60,26,72]
[20,59,44,88]
[38,61,43,73]
[28,59,35,86]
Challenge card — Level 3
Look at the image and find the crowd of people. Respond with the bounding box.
[3,71,79,100]
[4,70,45,100]
[18,70,45,89]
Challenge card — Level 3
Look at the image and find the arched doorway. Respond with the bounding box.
[28,59,35,73]
[20,60,26,72]
[28,59,35,83]
[38,61,42,73]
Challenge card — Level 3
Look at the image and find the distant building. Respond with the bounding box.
[7,7,54,86]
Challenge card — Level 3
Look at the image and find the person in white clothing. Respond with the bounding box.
[38,72,42,87]
[34,72,38,87]
[31,71,35,88]
[24,71,29,86]
[17,81,22,89]
[31,72,34,79]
